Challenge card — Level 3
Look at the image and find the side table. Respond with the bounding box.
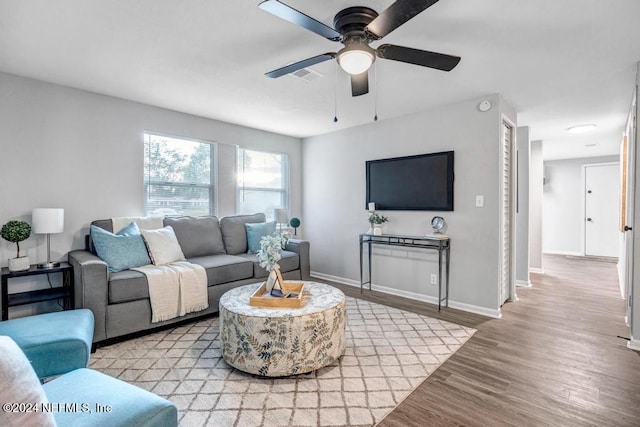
[1,262,74,321]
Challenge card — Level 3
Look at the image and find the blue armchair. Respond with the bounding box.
[0,310,177,427]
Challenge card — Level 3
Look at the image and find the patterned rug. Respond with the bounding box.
[89,297,476,426]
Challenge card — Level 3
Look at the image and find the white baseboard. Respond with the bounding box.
[627,338,640,352]
[310,271,502,319]
[310,271,360,287]
[543,250,583,256]
[529,267,544,274]
[448,301,502,319]
[516,279,532,288]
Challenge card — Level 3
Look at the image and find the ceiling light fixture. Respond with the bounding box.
[567,124,597,134]
[337,40,375,75]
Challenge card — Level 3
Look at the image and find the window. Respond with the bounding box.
[237,148,288,221]
[144,132,215,217]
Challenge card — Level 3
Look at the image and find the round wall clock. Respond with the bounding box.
[431,216,446,234]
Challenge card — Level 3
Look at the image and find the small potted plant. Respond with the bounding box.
[289,217,301,236]
[368,212,389,235]
[257,233,290,295]
[1,220,32,271]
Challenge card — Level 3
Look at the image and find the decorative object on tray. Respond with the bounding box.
[1,220,31,272]
[368,212,389,235]
[257,232,289,292]
[32,208,64,269]
[253,231,304,307]
[289,217,301,235]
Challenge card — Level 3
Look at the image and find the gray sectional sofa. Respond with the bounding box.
[68,213,310,345]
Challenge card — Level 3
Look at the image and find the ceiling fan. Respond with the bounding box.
[259,0,461,97]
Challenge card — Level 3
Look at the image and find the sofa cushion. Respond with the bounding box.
[220,213,266,255]
[245,221,277,253]
[88,219,114,254]
[163,216,225,258]
[109,269,150,304]
[0,336,56,427]
[91,223,152,273]
[141,226,186,265]
[237,250,300,278]
[188,254,254,285]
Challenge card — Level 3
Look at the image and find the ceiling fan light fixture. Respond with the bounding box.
[337,43,375,75]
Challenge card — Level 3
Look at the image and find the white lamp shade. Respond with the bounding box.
[338,49,374,75]
[32,208,64,234]
[274,208,288,224]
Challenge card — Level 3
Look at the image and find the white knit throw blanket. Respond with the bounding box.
[132,261,209,323]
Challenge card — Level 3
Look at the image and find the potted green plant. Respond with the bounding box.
[257,233,290,294]
[1,220,32,271]
[368,212,389,235]
[289,217,301,236]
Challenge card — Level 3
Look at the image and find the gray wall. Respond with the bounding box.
[0,72,302,316]
[302,94,515,317]
[516,127,530,285]
[530,140,544,272]
[542,156,619,255]
[631,64,639,349]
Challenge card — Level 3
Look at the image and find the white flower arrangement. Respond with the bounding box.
[257,232,290,272]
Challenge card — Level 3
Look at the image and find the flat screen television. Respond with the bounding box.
[366,151,454,211]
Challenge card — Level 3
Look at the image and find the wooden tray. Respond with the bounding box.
[250,281,305,308]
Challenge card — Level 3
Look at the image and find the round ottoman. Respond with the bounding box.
[219,281,346,377]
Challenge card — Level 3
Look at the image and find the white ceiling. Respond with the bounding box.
[1,0,639,160]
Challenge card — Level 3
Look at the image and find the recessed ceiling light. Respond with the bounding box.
[567,124,597,134]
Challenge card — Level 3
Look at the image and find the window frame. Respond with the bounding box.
[143,131,217,217]
[236,147,290,220]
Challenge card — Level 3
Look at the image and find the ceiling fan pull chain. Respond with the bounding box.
[374,61,378,121]
[334,63,339,123]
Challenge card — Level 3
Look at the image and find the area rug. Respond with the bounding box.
[89,297,476,426]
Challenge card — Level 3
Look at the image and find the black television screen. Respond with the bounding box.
[366,151,454,211]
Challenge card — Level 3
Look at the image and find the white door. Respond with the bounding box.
[584,163,620,257]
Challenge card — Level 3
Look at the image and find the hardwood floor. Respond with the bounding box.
[326,254,640,426]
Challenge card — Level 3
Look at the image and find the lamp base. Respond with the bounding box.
[37,261,60,269]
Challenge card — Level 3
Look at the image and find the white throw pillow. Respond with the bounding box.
[0,336,56,426]
[141,226,186,265]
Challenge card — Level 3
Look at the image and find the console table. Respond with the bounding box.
[359,233,450,310]
[1,262,74,321]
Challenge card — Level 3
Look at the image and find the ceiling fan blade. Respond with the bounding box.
[366,0,439,39]
[259,0,341,41]
[377,44,460,71]
[351,72,369,97]
[265,53,336,78]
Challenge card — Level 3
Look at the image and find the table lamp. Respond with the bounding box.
[274,208,288,233]
[32,208,64,269]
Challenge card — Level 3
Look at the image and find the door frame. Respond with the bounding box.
[499,115,517,307]
[581,161,620,257]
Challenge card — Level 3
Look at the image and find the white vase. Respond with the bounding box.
[367,225,374,234]
[8,256,30,272]
[373,224,383,235]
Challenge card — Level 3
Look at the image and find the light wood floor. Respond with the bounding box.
[326,254,640,426]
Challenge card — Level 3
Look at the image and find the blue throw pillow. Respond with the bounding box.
[91,222,152,272]
[245,221,277,253]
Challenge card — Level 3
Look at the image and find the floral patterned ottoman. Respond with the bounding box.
[219,282,346,377]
